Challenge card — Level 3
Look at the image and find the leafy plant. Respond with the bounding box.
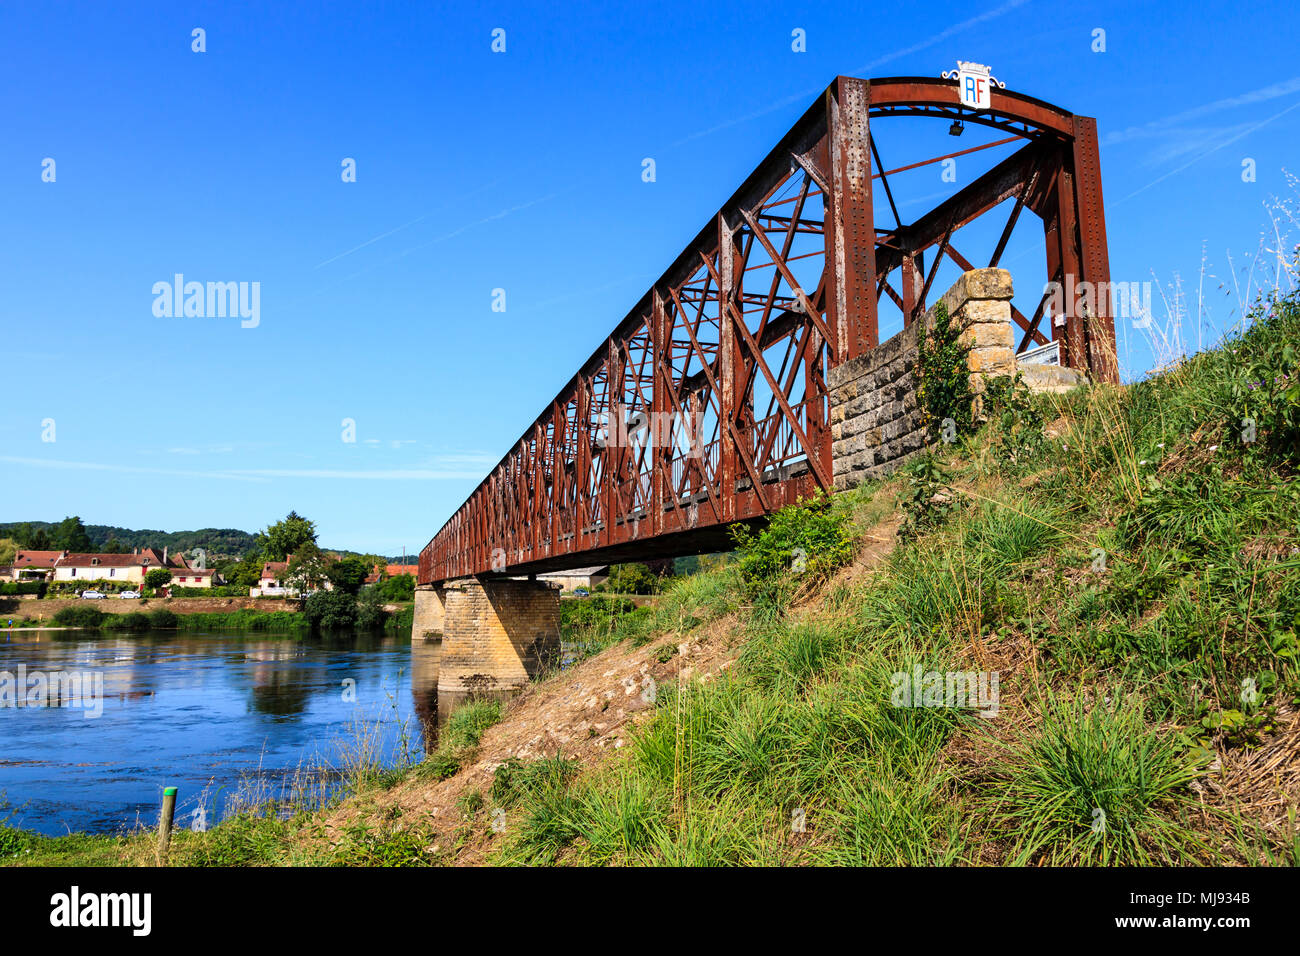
[897,454,963,543]
[730,492,854,606]
[916,299,974,442]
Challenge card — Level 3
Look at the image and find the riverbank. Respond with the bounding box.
[5,289,1300,866]
[2,599,413,635]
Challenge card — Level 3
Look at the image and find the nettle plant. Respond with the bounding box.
[915,299,974,443]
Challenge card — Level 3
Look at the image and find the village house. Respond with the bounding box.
[52,547,169,585]
[363,562,418,585]
[250,559,294,597]
[166,552,220,589]
[249,554,337,597]
[10,550,65,581]
[9,547,223,589]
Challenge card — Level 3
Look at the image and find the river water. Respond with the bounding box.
[0,628,439,836]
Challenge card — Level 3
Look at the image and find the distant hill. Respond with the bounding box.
[0,522,258,560]
[0,521,412,563]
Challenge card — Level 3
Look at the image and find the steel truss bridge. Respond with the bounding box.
[419,74,1117,586]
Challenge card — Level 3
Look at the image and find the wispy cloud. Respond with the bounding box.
[1,456,489,482]
[1104,76,1300,147]
[668,0,1033,149]
[1119,98,1300,202]
[0,456,267,482]
[229,467,483,480]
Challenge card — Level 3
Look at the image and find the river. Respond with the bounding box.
[0,628,439,836]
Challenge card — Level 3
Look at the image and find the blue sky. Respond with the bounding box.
[2,0,1298,555]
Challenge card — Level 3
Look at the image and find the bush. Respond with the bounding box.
[603,563,660,595]
[916,299,974,441]
[148,608,179,628]
[303,589,357,631]
[376,573,415,602]
[730,492,854,606]
[144,568,173,590]
[165,585,245,598]
[1228,292,1300,463]
[356,587,388,631]
[0,582,43,596]
[52,605,105,628]
[104,612,150,632]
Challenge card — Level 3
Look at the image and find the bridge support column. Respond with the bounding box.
[436,577,561,714]
[412,584,446,641]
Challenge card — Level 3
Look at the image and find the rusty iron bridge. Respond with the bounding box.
[418,73,1117,587]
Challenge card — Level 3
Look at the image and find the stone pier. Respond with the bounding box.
[411,583,446,641]
[435,577,561,714]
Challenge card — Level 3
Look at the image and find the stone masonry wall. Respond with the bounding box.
[828,268,1018,491]
[411,584,446,641]
[12,596,297,621]
[437,578,560,699]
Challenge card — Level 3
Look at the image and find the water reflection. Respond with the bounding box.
[0,627,442,835]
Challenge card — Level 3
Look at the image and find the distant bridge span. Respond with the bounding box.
[419,73,1116,587]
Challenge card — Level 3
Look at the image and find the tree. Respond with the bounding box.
[326,555,371,595]
[377,573,415,602]
[103,535,124,554]
[283,543,331,592]
[52,516,92,552]
[304,589,357,631]
[356,587,388,630]
[604,562,660,594]
[0,538,17,567]
[144,568,172,590]
[263,511,317,561]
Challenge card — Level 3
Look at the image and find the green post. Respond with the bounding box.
[156,786,177,866]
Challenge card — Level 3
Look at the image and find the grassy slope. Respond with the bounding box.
[6,290,1299,867]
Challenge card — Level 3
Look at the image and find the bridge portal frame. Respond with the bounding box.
[419,75,1116,586]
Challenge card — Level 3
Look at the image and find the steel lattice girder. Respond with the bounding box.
[419,75,1117,585]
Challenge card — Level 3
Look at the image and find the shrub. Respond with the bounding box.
[916,299,973,441]
[603,563,660,595]
[148,608,179,628]
[52,605,105,628]
[376,573,415,602]
[104,612,150,632]
[730,492,854,607]
[896,454,963,543]
[303,589,357,631]
[144,568,172,590]
[0,582,43,596]
[355,587,388,631]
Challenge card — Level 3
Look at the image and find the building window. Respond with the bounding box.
[110,569,116,577]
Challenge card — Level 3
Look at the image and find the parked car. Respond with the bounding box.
[118,590,141,599]
[574,587,590,598]
[80,590,106,600]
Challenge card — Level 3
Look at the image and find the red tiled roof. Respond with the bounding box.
[261,560,289,579]
[14,550,63,568]
[59,553,160,568]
